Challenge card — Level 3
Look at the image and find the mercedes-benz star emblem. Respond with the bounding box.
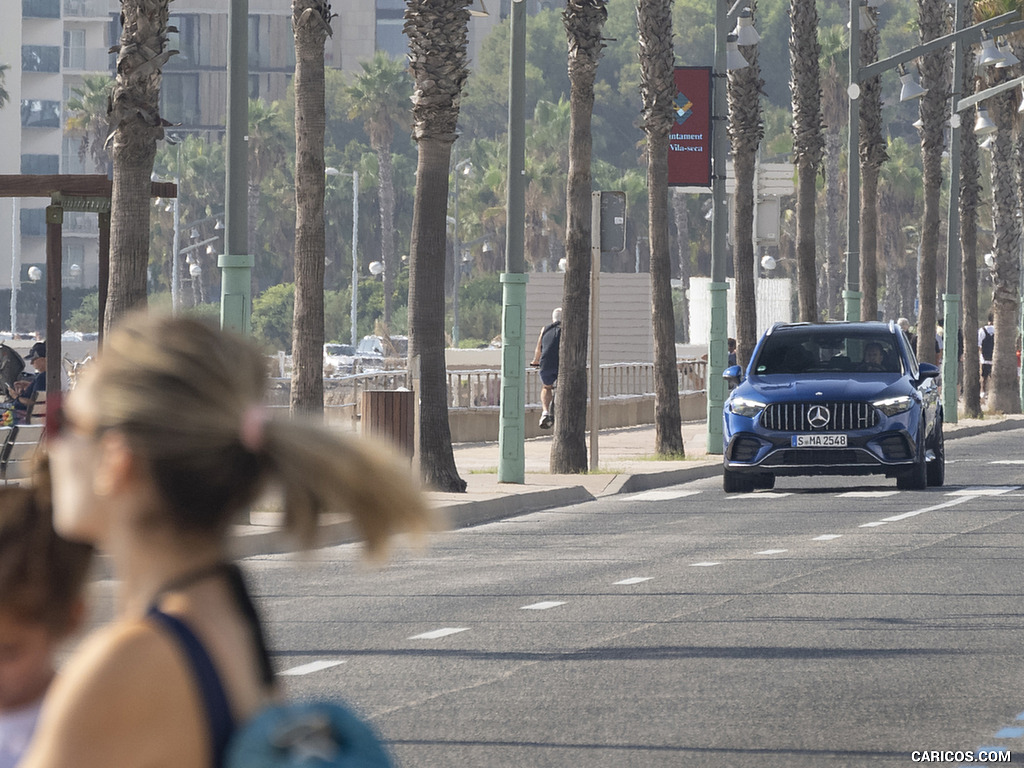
[807,405,830,430]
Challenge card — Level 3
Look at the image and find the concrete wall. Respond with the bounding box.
[525,272,655,364]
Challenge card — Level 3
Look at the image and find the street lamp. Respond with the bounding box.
[451,158,473,347]
[325,166,360,348]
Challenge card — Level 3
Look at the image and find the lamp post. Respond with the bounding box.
[846,0,1023,421]
[220,0,252,335]
[451,158,472,347]
[498,0,527,483]
[325,167,360,348]
[707,0,756,455]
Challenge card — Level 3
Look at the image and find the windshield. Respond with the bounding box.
[753,329,903,375]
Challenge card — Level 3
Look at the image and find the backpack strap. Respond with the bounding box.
[148,606,236,768]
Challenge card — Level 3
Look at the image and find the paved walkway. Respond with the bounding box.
[231,412,1024,558]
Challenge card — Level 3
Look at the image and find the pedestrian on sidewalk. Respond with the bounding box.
[530,307,561,430]
[22,313,435,768]
[979,312,995,399]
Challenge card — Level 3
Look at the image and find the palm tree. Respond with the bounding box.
[729,1,764,367]
[247,98,290,295]
[974,0,1023,413]
[984,88,1021,413]
[551,0,608,474]
[290,0,333,417]
[404,0,472,492]
[858,9,887,322]
[956,6,983,418]
[637,0,684,457]
[65,75,114,173]
[789,0,824,322]
[914,0,951,365]
[104,0,176,331]
[347,51,412,329]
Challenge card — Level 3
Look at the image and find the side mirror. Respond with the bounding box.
[917,362,940,381]
[723,364,743,389]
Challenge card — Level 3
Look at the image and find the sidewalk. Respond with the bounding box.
[230,413,1024,558]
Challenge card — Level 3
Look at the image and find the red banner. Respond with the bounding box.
[668,67,712,189]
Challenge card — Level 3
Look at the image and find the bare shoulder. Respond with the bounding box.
[22,619,207,768]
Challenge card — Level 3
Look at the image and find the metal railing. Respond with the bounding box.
[269,360,707,419]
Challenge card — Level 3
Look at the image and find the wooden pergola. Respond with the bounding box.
[0,175,177,403]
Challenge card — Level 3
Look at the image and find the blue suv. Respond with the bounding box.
[722,321,944,493]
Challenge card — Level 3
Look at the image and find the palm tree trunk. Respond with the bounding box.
[551,0,607,474]
[378,148,397,328]
[795,161,818,321]
[104,0,173,330]
[789,0,823,324]
[959,34,982,417]
[671,188,691,343]
[860,164,880,321]
[290,0,330,417]
[409,138,465,490]
[988,90,1021,414]
[638,0,683,457]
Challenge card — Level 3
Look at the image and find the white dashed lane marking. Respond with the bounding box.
[840,491,900,498]
[812,535,842,541]
[614,577,652,585]
[690,561,721,567]
[755,549,788,555]
[521,601,566,610]
[629,490,702,501]
[279,660,346,676]
[409,628,469,640]
[948,486,1020,496]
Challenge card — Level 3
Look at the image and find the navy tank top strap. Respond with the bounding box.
[148,607,236,768]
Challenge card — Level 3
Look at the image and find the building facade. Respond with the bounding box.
[1,0,499,331]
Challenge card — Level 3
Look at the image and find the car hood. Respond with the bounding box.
[737,373,911,402]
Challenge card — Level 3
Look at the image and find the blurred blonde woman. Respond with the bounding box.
[22,313,434,768]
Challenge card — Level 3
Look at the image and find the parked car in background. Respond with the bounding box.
[722,321,944,493]
[354,335,408,371]
[323,343,356,376]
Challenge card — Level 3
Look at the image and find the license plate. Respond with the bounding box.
[792,434,847,448]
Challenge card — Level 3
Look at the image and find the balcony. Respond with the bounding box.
[63,48,113,73]
[22,46,61,74]
[23,0,59,18]
[62,0,108,17]
[21,100,61,129]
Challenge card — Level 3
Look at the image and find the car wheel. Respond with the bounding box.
[926,418,945,487]
[896,429,928,491]
[754,473,775,490]
[723,468,755,493]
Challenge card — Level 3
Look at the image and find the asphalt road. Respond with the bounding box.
[94,429,1024,766]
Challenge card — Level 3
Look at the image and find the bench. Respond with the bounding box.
[0,424,45,484]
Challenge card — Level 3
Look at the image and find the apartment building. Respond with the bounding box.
[0,0,498,330]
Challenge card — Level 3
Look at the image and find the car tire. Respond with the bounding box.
[896,429,928,491]
[723,468,755,493]
[926,418,945,487]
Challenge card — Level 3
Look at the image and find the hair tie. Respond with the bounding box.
[240,405,268,454]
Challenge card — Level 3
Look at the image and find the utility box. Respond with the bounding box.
[361,389,414,458]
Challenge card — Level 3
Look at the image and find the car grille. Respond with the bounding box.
[761,402,878,432]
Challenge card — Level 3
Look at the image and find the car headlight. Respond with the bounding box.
[727,397,767,418]
[872,395,914,416]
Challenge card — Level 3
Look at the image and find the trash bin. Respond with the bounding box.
[361,389,414,458]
